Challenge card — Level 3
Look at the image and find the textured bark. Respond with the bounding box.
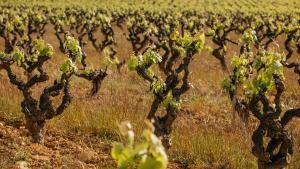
[0,35,96,144]
[132,37,201,148]
[25,117,45,144]
[228,73,298,168]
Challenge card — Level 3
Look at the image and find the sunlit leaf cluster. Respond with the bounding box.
[112,121,168,169]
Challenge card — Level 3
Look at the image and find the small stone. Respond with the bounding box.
[0,129,6,138]
[76,147,98,163]
[31,155,50,161]
[16,161,29,169]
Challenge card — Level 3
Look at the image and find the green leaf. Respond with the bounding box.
[32,39,53,58]
[162,92,181,109]
[181,33,192,49]
[143,50,162,65]
[111,143,125,159]
[146,68,154,77]
[64,34,83,61]
[0,51,6,59]
[139,156,164,169]
[206,29,215,36]
[170,31,179,41]
[253,59,262,70]
[39,44,53,57]
[111,121,168,169]
[60,59,77,74]
[151,80,166,94]
[241,30,257,45]
[222,77,235,92]
[6,22,14,32]
[226,49,285,100]
[194,33,205,52]
[13,49,25,66]
[82,69,93,76]
[128,56,139,71]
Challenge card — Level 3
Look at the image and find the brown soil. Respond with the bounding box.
[0,119,115,169]
[0,118,199,169]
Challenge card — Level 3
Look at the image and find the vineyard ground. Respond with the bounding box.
[0,26,300,169]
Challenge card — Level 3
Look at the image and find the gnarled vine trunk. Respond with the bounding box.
[25,117,45,143]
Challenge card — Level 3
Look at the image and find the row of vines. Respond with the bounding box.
[0,4,299,169]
